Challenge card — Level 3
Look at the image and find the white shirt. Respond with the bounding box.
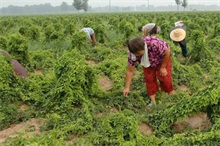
[80,27,94,39]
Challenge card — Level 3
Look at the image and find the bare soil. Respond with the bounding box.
[86,60,97,66]
[0,118,44,143]
[177,84,188,92]
[139,122,153,136]
[122,46,129,52]
[172,112,212,133]
[33,70,43,75]
[99,76,113,91]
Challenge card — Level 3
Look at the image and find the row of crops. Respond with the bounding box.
[0,11,220,145]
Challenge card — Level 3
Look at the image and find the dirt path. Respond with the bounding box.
[0,118,43,143]
[99,76,113,91]
[172,112,212,133]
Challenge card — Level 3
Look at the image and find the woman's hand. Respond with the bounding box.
[160,67,168,77]
[123,88,130,96]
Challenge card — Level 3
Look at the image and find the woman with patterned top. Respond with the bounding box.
[123,36,174,107]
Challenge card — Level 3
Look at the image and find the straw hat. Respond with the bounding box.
[169,28,186,42]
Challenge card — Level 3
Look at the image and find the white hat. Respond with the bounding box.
[169,28,186,42]
[156,26,161,34]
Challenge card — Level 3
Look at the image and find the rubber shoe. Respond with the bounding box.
[146,103,153,110]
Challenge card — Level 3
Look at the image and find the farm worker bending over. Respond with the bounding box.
[1,49,28,78]
[138,23,161,36]
[169,21,188,57]
[123,36,174,107]
[81,27,97,45]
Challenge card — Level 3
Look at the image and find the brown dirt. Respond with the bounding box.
[97,112,104,118]
[99,76,113,91]
[0,118,44,143]
[19,104,29,111]
[122,46,129,52]
[66,133,80,145]
[139,122,153,136]
[109,107,118,113]
[203,73,209,79]
[177,55,185,61]
[34,70,43,75]
[86,60,97,66]
[96,107,118,119]
[172,112,212,133]
[177,84,188,92]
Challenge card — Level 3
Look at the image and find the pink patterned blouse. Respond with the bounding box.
[128,36,170,67]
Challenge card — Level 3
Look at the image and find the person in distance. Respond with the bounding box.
[138,23,161,36]
[80,27,97,46]
[169,21,188,57]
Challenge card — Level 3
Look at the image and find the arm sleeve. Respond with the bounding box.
[11,59,28,78]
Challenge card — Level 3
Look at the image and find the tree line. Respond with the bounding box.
[0,0,90,15]
[0,0,219,15]
[175,0,188,11]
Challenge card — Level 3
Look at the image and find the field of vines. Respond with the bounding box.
[0,11,220,145]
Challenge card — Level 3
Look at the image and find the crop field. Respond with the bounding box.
[0,11,220,145]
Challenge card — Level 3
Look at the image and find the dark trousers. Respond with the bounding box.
[174,39,187,57]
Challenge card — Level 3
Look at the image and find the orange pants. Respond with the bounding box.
[142,58,174,96]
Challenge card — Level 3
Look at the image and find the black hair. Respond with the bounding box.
[138,26,143,32]
[149,25,158,35]
[128,37,145,54]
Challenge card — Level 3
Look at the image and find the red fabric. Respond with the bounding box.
[11,59,28,78]
[142,58,173,96]
[1,50,28,78]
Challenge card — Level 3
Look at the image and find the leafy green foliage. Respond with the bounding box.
[47,49,97,111]
[0,11,220,145]
[0,36,8,49]
[0,55,21,103]
[8,33,29,65]
[163,130,220,145]
[213,23,220,37]
[71,31,89,50]
[90,110,149,145]
[28,49,56,71]
[147,84,220,137]
[19,26,40,41]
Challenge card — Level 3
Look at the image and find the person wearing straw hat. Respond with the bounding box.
[123,36,174,108]
[169,21,187,57]
[138,23,161,36]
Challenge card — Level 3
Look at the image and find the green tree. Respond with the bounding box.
[60,2,69,12]
[175,0,181,12]
[182,0,188,11]
[73,0,82,12]
[81,0,89,12]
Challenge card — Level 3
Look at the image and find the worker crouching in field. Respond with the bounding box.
[138,23,161,36]
[123,36,174,108]
[80,27,97,46]
[169,21,188,58]
[1,49,28,78]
